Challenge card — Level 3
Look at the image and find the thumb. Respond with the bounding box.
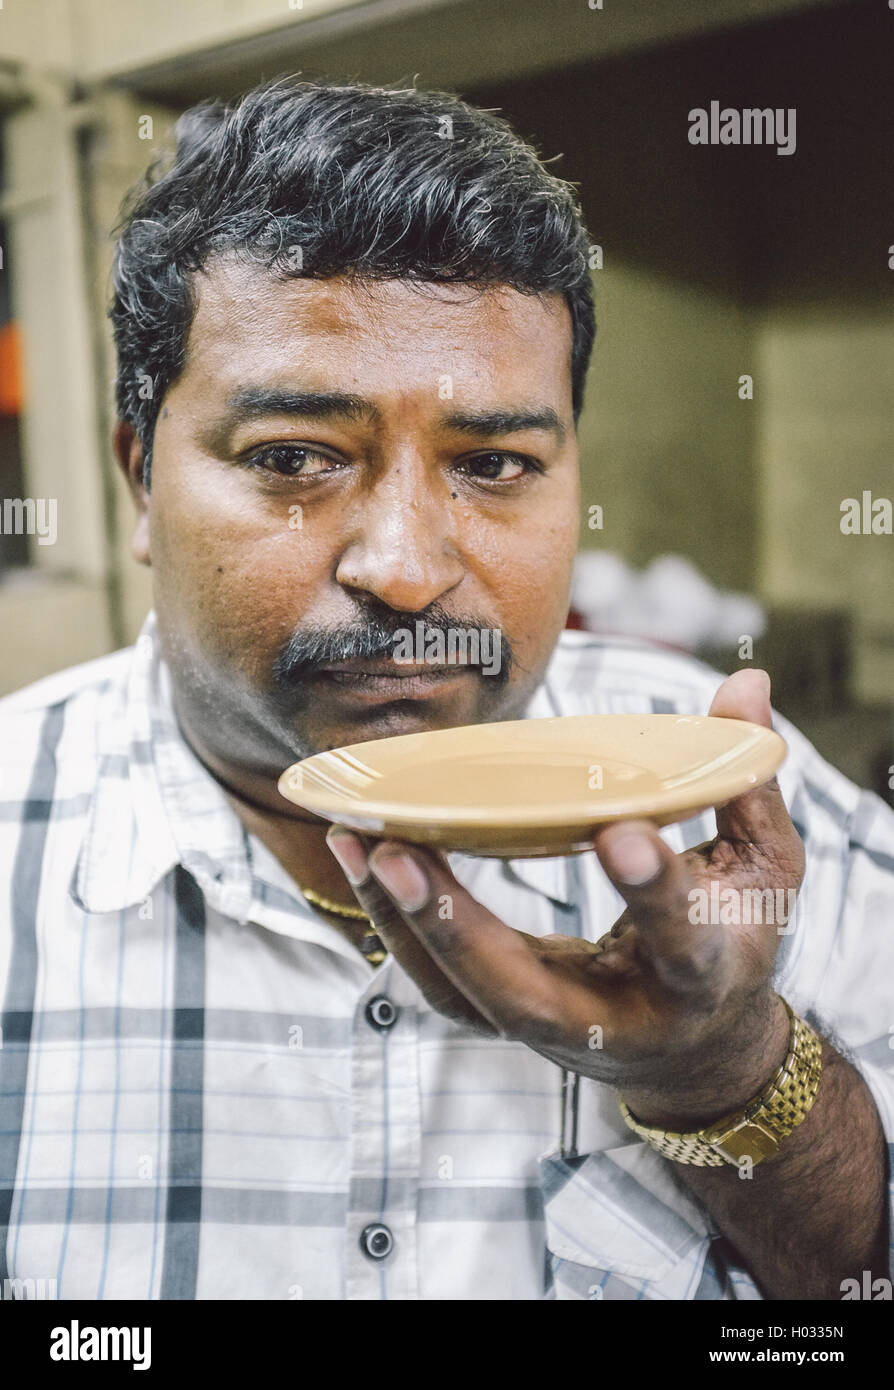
[708,667,772,726]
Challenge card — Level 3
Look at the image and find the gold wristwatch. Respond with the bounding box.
[617,999,823,1167]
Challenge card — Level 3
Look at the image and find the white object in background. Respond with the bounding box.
[571,552,766,651]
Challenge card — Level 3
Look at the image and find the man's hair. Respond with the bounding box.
[110,78,596,487]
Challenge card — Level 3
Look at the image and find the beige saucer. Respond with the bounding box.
[277,714,787,858]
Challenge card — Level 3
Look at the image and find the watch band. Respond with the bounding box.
[617,999,823,1168]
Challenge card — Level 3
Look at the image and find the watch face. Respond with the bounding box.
[710,1120,780,1165]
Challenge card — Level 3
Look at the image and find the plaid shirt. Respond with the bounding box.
[0,610,892,1301]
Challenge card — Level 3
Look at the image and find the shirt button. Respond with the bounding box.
[365,995,399,1031]
[360,1223,394,1261]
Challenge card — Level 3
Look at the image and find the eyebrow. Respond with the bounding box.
[223,389,381,426]
[442,407,566,443]
[220,389,566,442]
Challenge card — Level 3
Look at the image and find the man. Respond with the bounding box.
[0,78,891,1302]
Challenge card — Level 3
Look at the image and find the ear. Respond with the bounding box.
[113,421,151,567]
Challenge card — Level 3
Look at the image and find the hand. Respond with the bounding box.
[326,669,805,1128]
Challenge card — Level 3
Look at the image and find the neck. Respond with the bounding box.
[175,713,363,913]
[227,786,359,906]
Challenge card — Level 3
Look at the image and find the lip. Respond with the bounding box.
[315,662,476,700]
[319,658,473,677]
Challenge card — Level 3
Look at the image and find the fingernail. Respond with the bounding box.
[326,827,370,885]
[369,847,429,911]
[607,832,662,886]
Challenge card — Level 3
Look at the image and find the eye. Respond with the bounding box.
[245,444,337,477]
[458,452,542,483]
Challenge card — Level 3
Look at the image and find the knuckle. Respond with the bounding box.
[360,891,409,936]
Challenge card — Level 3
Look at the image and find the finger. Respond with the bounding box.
[592,820,727,994]
[353,838,570,1041]
[325,828,495,1032]
[707,669,804,873]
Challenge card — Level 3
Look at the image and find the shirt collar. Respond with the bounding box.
[69,611,574,916]
[70,610,255,920]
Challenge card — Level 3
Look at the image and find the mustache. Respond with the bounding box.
[271,603,513,684]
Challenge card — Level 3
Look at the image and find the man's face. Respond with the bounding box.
[136,262,580,793]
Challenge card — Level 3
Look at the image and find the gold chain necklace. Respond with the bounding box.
[299,885,387,966]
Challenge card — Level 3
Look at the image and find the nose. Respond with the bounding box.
[335,465,465,612]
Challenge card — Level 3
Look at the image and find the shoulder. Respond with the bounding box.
[0,647,134,785]
[544,629,727,712]
[542,628,873,824]
[0,647,133,718]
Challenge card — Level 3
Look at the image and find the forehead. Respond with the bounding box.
[181,258,573,405]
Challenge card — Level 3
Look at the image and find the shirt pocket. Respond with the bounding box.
[539,1142,723,1300]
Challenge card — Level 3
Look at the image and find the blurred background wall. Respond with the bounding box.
[0,0,891,800]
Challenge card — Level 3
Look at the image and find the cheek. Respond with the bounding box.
[483,504,579,643]
[148,480,330,669]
